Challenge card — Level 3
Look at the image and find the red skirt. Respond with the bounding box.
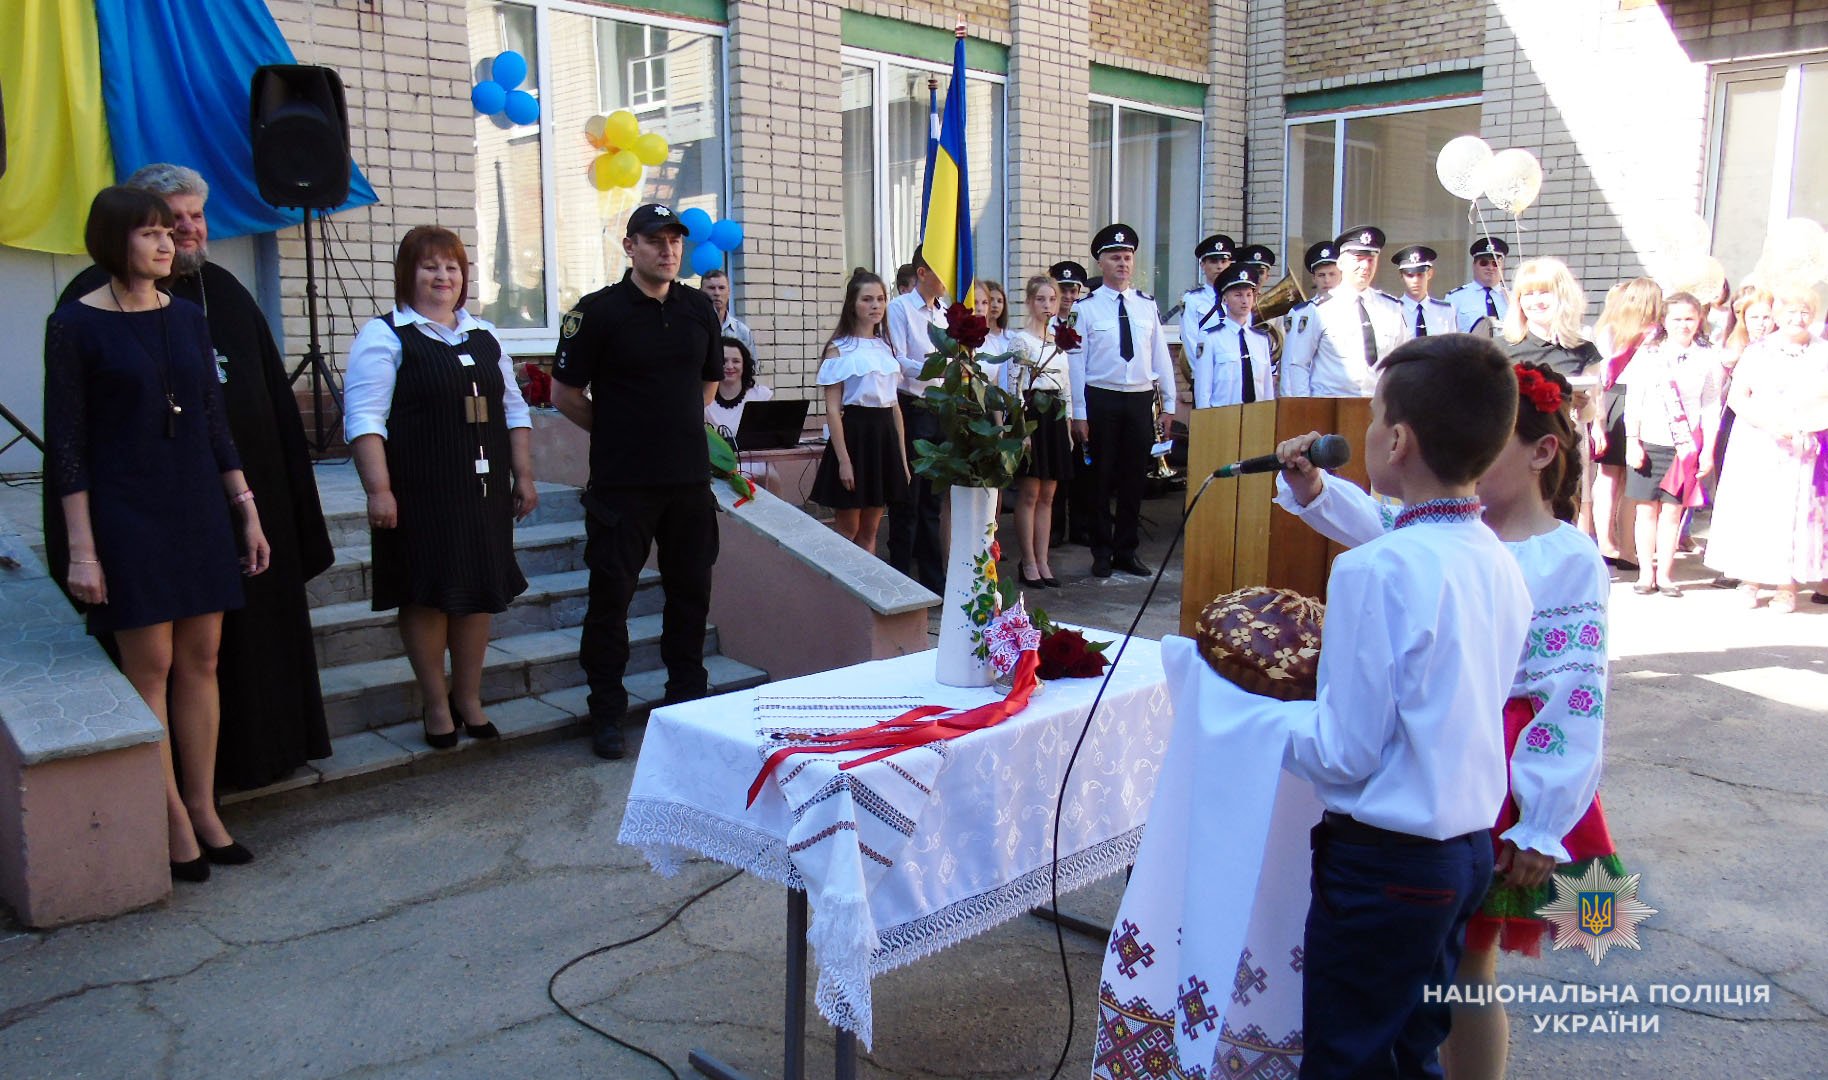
[1465,697,1617,957]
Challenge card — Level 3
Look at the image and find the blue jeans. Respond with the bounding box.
[1299,823,1493,1080]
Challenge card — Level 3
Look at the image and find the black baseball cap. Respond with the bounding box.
[626,203,689,237]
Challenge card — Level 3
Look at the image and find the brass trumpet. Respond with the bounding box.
[1255,272,1309,369]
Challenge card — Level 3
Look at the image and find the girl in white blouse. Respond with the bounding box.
[1001,274,1075,586]
[1623,292,1723,596]
[808,270,908,553]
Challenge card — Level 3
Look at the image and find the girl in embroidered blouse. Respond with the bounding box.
[1623,292,1723,596]
[808,270,909,552]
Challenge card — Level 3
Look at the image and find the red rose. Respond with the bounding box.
[1053,323,1082,352]
[1514,365,1564,414]
[1036,628,1109,680]
[945,302,990,351]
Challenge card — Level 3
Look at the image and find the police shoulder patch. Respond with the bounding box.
[1297,315,1310,333]
[561,310,583,338]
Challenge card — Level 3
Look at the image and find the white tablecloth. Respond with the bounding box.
[618,636,1172,1046]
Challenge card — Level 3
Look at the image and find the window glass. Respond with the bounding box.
[841,65,876,276]
[1285,120,1336,287]
[1340,105,1478,295]
[468,1,545,329]
[548,8,724,311]
[1710,75,1784,285]
[1090,105,1113,227]
[1117,108,1201,309]
[1789,64,1828,225]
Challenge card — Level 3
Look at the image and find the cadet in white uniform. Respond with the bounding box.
[1178,233,1235,373]
[1190,265,1276,407]
[1279,226,1409,397]
[1446,236,1511,333]
[1392,245,1458,337]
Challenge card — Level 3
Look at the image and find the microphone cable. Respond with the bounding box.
[1044,470,1218,1080]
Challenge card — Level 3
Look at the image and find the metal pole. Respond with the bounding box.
[785,889,808,1080]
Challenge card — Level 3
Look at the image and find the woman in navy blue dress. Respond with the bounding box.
[44,187,272,882]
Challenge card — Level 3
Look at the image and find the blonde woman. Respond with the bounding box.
[1623,292,1723,595]
[1587,278,1666,569]
[1002,274,1074,587]
[1501,258,1602,380]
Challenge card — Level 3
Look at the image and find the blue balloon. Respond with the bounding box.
[503,89,540,126]
[678,206,715,241]
[471,81,507,116]
[690,243,724,277]
[491,50,528,91]
[709,218,744,251]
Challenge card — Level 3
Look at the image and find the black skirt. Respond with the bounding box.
[811,404,908,509]
[1625,441,1679,502]
[1595,386,1628,467]
[1018,390,1073,482]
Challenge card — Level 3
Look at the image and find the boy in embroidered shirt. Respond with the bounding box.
[1266,334,1532,1077]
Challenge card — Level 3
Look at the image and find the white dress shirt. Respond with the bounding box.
[1278,286,1409,398]
[1068,284,1177,418]
[1400,295,1458,338]
[1447,281,1510,332]
[1191,312,1276,408]
[1265,475,1532,839]
[1273,473,1610,860]
[343,306,531,442]
[1624,342,1724,447]
[721,312,755,357]
[1178,283,1219,367]
[886,290,947,397]
[1001,328,1074,419]
[816,336,901,408]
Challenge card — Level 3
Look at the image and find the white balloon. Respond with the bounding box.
[1761,218,1828,285]
[1484,148,1544,215]
[1648,211,1711,263]
[1435,136,1494,200]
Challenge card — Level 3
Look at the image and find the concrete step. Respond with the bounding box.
[221,654,771,805]
[317,616,721,738]
[317,480,585,550]
[308,568,660,669]
[305,519,590,608]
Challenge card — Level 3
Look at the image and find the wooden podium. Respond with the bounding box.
[1178,397,1373,637]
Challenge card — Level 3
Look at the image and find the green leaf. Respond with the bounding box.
[1087,639,1113,654]
[927,323,954,352]
[968,417,1002,437]
[918,355,950,381]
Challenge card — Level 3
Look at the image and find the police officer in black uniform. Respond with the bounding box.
[552,204,725,760]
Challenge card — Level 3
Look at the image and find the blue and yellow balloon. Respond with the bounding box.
[473,51,538,125]
[585,109,670,190]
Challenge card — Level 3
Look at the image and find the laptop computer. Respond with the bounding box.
[734,398,811,451]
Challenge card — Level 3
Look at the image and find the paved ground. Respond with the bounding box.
[2,487,1825,1078]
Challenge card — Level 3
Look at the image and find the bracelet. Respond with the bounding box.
[70,558,99,565]
[231,489,256,506]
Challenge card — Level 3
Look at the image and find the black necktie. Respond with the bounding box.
[1238,327,1256,404]
[1118,295,1134,361]
[1414,302,1427,338]
[1484,287,1498,318]
[1357,296,1379,364]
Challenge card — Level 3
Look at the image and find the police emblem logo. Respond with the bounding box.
[561,310,583,339]
[1537,861,1658,965]
[655,205,672,216]
[1115,231,1126,242]
[1360,231,1373,245]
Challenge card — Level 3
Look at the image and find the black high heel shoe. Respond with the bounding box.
[422,706,459,750]
[196,833,255,865]
[1018,563,1047,588]
[450,694,499,740]
[170,854,211,883]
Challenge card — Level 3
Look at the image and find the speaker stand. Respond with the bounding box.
[286,207,344,454]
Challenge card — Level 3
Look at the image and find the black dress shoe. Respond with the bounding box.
[1813,592,1828,605]
[1113,555,1152,576]
[196,835,254,865]
[592,718,627,760]
[170,855,211,883]
[421,709,459,750]
[1041,576,1062,588]
[1091,555,1113,578]
[450,694,499,740]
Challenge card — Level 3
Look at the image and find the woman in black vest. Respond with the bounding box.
[345,227,536,747]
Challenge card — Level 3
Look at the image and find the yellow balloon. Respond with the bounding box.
[604,109,640,151]
[634,132,670,167]
[584,114,609,150]
[605,149,643,189]
[589,153,617,191]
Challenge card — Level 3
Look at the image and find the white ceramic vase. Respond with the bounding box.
[934,485,1001,687]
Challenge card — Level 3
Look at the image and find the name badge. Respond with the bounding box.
[455,351,476,367]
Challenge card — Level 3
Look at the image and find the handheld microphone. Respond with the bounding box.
[1214,433,1350,478]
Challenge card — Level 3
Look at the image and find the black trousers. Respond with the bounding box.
[1300,819,1492,1080]
[580,484,719,723]
[1085,386,1155,560]
[887,393,944,593]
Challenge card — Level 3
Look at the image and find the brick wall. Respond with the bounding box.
[847,0,1012,38]
[1483,0,1709,306]
[1008,0,1093,307]
[728,0,848,403]
[267,0,476,368]
[1091,0,1207,78]
[1664,0,1828,43]
[1204,0,1249,236]
[1246,0,1288,258]
[1285,0,1485,84]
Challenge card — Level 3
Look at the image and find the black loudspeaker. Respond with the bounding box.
[249,64,351,209]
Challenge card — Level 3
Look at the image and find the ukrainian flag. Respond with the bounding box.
[919,34,974,309]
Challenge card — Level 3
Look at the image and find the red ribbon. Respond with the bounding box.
[745,650,1042,808]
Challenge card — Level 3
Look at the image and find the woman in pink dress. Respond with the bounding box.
[1704,285,1828,612]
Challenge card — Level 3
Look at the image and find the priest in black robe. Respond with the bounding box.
[55,163,334,789]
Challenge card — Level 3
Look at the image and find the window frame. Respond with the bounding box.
[1088,94,1205,328]
[1701,57,1813,245]
[838,46,1009,290]
[1279,95,1483,271]
[481,0,732,353]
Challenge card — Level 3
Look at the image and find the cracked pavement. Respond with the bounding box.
[2,498,1824,1077]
